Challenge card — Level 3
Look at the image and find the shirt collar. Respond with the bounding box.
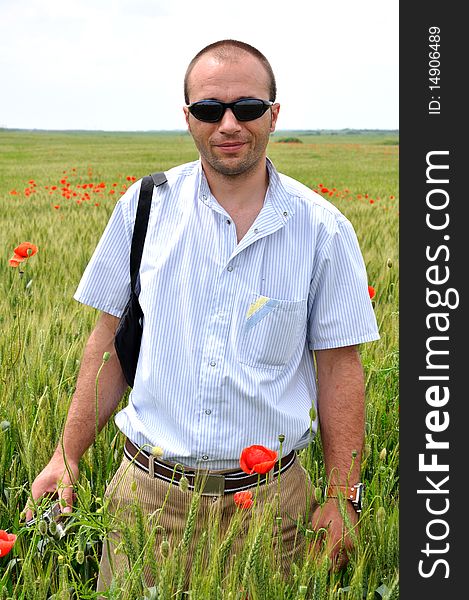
[265,157,296,221]
[196,157,296,221]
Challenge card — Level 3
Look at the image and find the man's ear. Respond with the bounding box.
[183,106,191,130]
[270,103,280,133]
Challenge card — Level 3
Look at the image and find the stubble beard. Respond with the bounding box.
[195,132,271,179]
[203,153,260,177]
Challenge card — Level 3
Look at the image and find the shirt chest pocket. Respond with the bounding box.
[239,294,307,370]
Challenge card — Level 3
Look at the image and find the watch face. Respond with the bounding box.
[353,483,364,512]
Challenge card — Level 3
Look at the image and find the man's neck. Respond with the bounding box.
[202,158,269,213]
[202,158,270,242]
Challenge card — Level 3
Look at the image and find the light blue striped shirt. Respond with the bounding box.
[74,159,379,469]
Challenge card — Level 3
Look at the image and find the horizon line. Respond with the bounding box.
[0,127,399,134]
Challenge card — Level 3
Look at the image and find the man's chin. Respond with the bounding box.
[205,156,259,177]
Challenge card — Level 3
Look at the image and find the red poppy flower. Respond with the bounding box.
[9,242,38,267]
[0,530,16,557]
[234,490,254,509]
[368,285,376,299]
[240,445,278,475]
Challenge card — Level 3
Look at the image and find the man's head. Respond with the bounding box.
[183,40,280,179]
[184,39,277,105]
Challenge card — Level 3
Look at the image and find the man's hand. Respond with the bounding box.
[313,346,364,569]
[23,311,126,523]
[23,455,79,522]
[310,498,359,570]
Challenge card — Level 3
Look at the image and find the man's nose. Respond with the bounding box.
[218,108,242,133]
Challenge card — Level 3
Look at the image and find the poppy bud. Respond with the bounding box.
[76,549,85,564]
[309,406,317,421]
[179,475,189,493]
[278,434,285,443]
[387,258,393,268]
[379,448,387,461]
[131,480,137,493]
[38,520,48,536]
[160,539,170,558]
[102,352,111,362]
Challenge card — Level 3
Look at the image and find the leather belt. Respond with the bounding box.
[124,437,296,496]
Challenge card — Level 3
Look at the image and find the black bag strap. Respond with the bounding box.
[130,172,167,293]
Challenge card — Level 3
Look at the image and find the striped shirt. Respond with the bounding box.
[74,159,380,469]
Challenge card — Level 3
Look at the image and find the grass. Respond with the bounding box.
[0,129,399,599]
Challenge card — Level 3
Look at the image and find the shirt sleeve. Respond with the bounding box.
[73,183,139,317]
[307,216,380,350]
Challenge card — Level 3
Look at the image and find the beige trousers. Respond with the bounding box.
[97,453,316,594]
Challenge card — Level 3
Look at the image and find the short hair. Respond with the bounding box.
[184,39,277,104]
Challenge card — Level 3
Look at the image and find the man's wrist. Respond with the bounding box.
[52,446,80,468]
[326,482,364,513]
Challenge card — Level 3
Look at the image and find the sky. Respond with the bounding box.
[0,0,399,131]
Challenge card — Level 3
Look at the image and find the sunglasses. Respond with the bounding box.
[187,98,273,123]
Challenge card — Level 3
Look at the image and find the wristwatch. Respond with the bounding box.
[326,482,364,513]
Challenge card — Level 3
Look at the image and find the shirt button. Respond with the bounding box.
[202,455,209,461]
[210,360,216,367]
[226,219,231,225]
[205,409,212,415]
[254,228,259,234]
[227,265,233,272]
[283,211,288,217]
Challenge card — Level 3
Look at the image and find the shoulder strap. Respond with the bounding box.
[130,172,168,293]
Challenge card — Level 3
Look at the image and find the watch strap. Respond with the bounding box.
[327,483,363,512]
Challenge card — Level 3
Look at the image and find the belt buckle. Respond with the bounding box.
[199,473,224,496]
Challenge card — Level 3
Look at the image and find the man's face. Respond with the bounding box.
[183,53,280,178]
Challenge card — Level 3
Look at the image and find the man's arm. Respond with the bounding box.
[24,312,128,520]
[311,345,365,568]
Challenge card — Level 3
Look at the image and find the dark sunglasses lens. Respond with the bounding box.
[190,101,224,122]
[232,99,268,121]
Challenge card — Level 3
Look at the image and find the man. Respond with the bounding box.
[26,39,379,588]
